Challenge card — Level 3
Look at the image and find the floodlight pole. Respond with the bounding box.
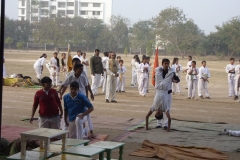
[0,0,5,140]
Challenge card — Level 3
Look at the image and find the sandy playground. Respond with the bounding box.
[2,50,240,159]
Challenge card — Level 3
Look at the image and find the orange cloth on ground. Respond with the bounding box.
[130,140,227,160]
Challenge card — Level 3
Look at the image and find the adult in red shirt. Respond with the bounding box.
[30,77,63,129]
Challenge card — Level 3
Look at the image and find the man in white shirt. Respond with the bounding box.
[226,58,236,99]
[131,55,137,86]
[99,52,109,93]
[183,56,192,89]
[72,50,83,62]
[105,53,119,103]
[198,61,210,99]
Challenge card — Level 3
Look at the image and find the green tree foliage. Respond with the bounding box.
[16,41,25,50]
[5,37,14,49]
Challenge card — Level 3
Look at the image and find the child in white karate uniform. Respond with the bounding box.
[234,59,240,100]
[226,58,236,98]
[117,60,126,92]
[50,52,60,87]
[138,57,149,96]
[33,53,47,84]
[198,61,210,99]
[184,56,192,89]
[146,56,151,93]
[171,57,182,95]
[187,61,199,99]
[81,52,89,77]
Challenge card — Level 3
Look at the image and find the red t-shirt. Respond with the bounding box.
[33,88,61,117]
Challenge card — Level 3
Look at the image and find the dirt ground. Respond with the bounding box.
[2,50,240,159]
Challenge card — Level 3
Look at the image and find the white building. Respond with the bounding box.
[18,0,113,24]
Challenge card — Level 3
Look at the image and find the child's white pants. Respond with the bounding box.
[34,66,42,79]
[131,68,137,85]
[102,71,107,93]
[234,75,240,97]
[198,79,209,97]
[117,75,126,91]
[229,130,240,136]
[91,74,101,95]
[157,113,168,127]
[51,67,59,86]
[69,114,93,139]
[228,76,236,96]
[138,77,148,96]
[172,80,181,93]
[188,79,197,98]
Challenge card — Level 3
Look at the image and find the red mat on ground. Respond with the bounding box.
[1,125,32,142]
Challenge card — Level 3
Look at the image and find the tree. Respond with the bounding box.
[124,47,128,57]
[5,37,14,49]
[16,41,25,51]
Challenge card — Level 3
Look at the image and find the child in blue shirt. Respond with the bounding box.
[64,81,94,139]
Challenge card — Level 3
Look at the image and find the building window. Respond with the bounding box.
[81,3,88,7]
[31,8,38,13]
[67,2,74,6]
[93,3,100,7]
[80,11,88,15]
[31,17,38,22]
[58,10,65,16]
[21,9,25,14]
[31,1,37,5]
[67,10,74,14]
[51,6,56,10]
[92,11,100,15]
[40,9,48,15]
[22,0,25,6]
[58,2,65,8]
[40,1,49,8]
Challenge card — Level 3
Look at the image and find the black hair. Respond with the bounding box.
[192,61,196,65]
[41,76,52,83]
[202,60,206,64]
[162,58,170,64]
[61,53,66,66]
[95,49,100,52]
[72,58,80,64]
[77,50,81,53]
[119,60,124,63]
[70,81,79,89]
[146,56,150,60]
[133,55,138,59]
[53,52,60,67]
[82,52,86,55]
[136,56,140,64]
[142,56,147,61]
[117,56,121,59]
[104,52,109,57]
[230,58,235,61]
[172,57,178,65]
[188,55,192,59]
[155,114,163,120]
[74,63,83,70]
[40,53,47,58]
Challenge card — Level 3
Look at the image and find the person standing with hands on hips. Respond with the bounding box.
[90,49,104,95]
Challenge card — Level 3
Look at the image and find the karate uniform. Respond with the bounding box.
[100,56,109,93]
[185,61,192,85]
[131,59,137,86]
[172,64,182,94]
[50,57,60,86]
[138,63,149,96]
[105,59,120,101]
[198,66,210,97]
[235,65,240,97]
[117,65,126,92]
[72,55,83,62]
[226,64,236,97]
[147,64,151,92]
[152,66,174,127]
[33,57,46,80]
[187,67,199,98]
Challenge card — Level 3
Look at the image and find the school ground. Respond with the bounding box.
[2,50,240,160]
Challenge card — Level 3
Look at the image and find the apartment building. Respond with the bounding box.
[18,0,113,24]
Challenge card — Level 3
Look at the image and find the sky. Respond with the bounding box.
[4,0,240,35]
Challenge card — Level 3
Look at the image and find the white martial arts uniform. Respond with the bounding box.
[235,65,240,97]
[227,130,240,137]
[172,64,182,94]
[147,64,151,92]
[187,67,199,98]
[117,65,126,92]
[198,66,210,97]
[105,59,120,101]
[3,56,6,77]
[185,61,192,85]
[226,64,236,97]
[72,55,83,62]
[100,56,109,93]
[33,57,46,80]
[151,66,174,127]
[138,63,149,96]
[131,59,137,86]
[82,58,89,76]
[50,57,60,86]
[61,58,67,76]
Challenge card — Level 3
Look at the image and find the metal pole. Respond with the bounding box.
[0,0,5,140]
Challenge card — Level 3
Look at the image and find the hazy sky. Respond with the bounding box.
[4,0,240,35]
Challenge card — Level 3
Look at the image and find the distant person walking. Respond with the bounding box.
[226,58,236,99]
[33,53,47,84]
[100,52,109,93]
[90,49,104,95]
[81,52,89,76]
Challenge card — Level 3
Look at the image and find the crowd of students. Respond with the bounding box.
[30,50,240,138]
